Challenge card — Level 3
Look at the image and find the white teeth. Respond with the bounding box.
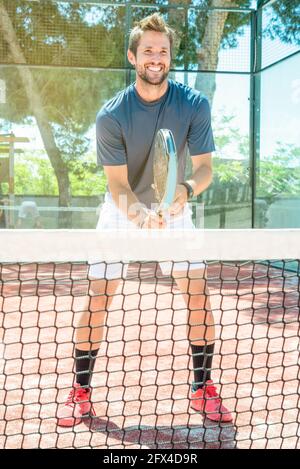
[148,67,161,72]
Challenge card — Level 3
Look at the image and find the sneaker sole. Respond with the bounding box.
[57,416,82,427]
[190,403,233,423]
[57,408,96,427]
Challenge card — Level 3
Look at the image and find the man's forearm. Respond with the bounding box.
[186,164,212,197]
[110,184,148,226]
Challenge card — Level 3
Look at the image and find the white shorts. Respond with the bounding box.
[89,193,205,279]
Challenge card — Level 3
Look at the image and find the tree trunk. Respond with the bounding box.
[168,0,190,58]
[169,0,234,106]
[0,1,71,228]
[195,0,234,106]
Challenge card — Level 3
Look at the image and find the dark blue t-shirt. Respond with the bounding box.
[96,79,215,208]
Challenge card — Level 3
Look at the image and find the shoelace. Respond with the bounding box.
[205,385,221,405]
[65,388,88,408]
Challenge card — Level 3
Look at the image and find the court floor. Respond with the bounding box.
[0,262,299,449]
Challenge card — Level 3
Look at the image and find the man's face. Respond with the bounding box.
[128,31,171,86]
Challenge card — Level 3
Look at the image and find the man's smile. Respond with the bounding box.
[146,66,164,72]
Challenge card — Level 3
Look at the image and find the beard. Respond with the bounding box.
[136,65,170,86]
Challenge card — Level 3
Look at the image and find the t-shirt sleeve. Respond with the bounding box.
[187,95,216,156]
[96,110,127,166]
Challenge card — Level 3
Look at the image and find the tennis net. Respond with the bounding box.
[0,229,299,449]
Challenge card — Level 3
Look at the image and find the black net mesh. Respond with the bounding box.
[0,250,299,449]
[0,0,299,452]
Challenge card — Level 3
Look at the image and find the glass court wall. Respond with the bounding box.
[254,0,300,228]
[0,0,299,228]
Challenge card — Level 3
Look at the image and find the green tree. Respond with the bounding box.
[262,0,300,46]
[14,151,107,196]
[13,114,300,218]
[212,117,300,205]
[257,144,300,202]
[0,0,299,226]
[0,0,124,225]
[14,154,58,195]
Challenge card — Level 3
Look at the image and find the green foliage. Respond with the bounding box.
[14,153,58,195]
[11,115,300,206]
[213,113,249,157]
[213,158,248,186]
[186,3,252,69]
[1,0,126,68]
[0,67,125,133]
[263,0,300,46]
[1,0,299,205]
[206,113,300,205]
[256,144,300,201]
[0,1,125,210]
[14,152,107,196]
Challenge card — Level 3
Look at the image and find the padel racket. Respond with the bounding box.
[152,129,177,215]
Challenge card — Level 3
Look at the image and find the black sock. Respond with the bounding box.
[75,348,99,388]
[191,343,215,391]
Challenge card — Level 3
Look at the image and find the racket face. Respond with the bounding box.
[152,129,177,212]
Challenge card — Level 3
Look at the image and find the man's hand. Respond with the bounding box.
[168,184,188,216]
[140,210,167,229]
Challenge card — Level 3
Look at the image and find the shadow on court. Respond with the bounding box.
[82,416,237,449]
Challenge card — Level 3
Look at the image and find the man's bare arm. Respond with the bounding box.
[186,152,213,196]
[169,153,213,215]
[104,165,165,228]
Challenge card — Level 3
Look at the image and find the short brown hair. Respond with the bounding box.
[128,13,175,57]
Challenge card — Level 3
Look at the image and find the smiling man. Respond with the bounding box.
[128,24,171,94]
[57,13,233,428]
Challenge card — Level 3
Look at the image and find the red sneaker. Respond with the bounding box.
[190,380,233,422]
[57,383,95,427]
